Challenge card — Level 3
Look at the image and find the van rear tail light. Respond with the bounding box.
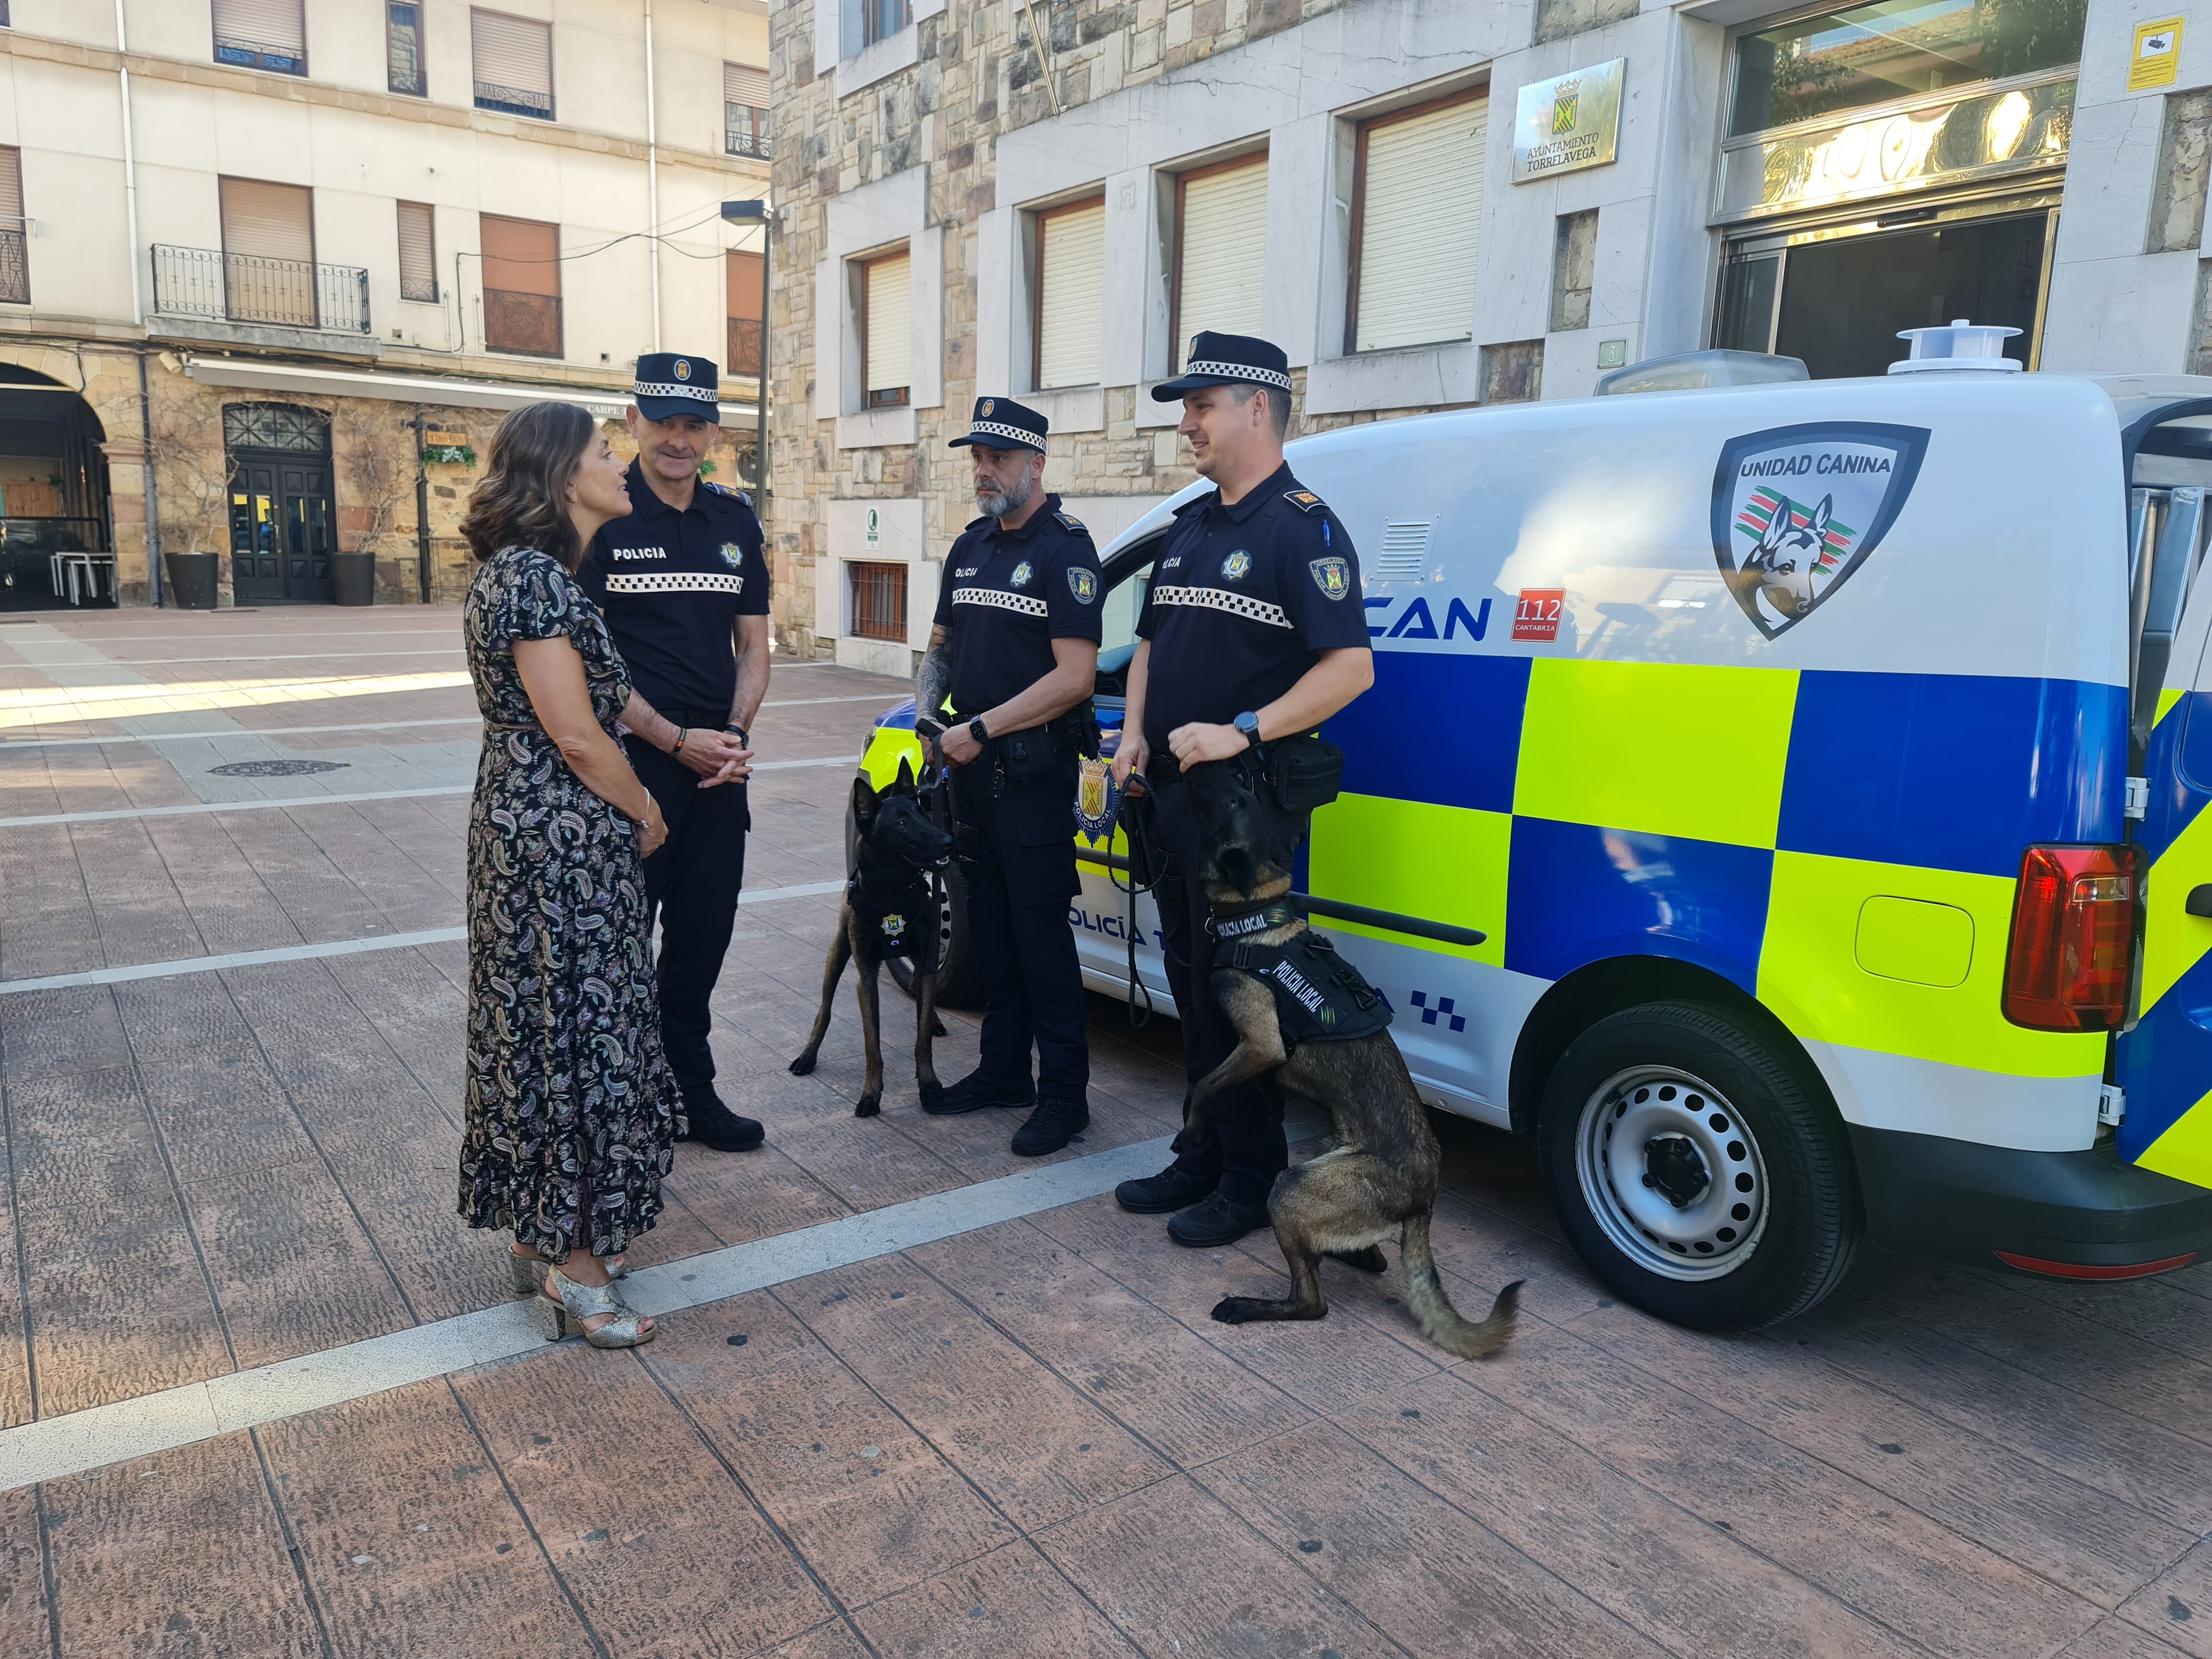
[2002,844,2142,1032]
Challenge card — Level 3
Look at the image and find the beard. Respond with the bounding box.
[974,472,1036,519]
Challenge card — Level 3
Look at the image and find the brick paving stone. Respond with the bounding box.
[849,1536,1136,1657]
[2059,1620,2199,1659]
[2116,1534,2212,1658]
[0,1484,44,1650]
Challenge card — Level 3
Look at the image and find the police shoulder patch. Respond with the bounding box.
[1309,556,1352,601]
[1282,489,1327,515]
[1053,510,1086,533]
[1066,565,1098,604]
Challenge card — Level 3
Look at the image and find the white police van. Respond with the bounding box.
[864,328,2212,1327]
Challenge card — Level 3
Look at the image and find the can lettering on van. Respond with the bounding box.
[1364,594,1491,645]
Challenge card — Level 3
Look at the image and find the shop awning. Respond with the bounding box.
[175,354,759,426]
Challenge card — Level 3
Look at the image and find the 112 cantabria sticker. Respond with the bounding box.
[1710,421,1929,639]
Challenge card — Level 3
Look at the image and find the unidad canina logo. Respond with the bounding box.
[1552,78,1580,134]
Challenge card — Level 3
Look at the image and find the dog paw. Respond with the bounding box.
[917,1078,944,1110]
[1211,1296,1260,1326]
[854,1093,881,1118]
[789,1053,817,1076]
[1328,1246,1388,1274]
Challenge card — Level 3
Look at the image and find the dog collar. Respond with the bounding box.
[1207,902,1300,940]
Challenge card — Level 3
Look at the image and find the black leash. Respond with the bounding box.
[1108,772,1156,1028]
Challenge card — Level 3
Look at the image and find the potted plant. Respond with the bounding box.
[153,403,228,609]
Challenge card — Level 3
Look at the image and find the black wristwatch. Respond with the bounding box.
[1234,711,1261,749]
[725,723,749,747]
[969,717,990,744]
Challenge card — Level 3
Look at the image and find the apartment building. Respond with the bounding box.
[0,0,769,607]
[769,0,2211,670]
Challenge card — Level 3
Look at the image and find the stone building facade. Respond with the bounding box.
[769,0,2212,669]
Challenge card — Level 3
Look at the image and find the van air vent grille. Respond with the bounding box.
[1375,521,1432,581]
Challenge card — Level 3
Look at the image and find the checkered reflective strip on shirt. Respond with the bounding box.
[1149,584,1292,629]
[605,572,746,594]
[953,586,1048,618]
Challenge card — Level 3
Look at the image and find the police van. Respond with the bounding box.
[860,328,2212,1328]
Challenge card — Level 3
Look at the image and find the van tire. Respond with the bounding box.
[1537,1000,1860,1330]
[844,797,983,1009]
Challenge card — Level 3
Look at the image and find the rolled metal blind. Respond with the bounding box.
[397,201,436,292]
[724,62,770,107]
[1355,96,1486,353]
[1176,158,1267,345]
[0,149,22,223]
[213,0,305,53]
[864,253,911,393]
[221,178,314,262]
[472,9,552,96]
[727,249,763,320]
[1037,200,1104,389]
[480,213,560,296]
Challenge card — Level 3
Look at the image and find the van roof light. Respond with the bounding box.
[1593,349,1809,395]
[1890,319,2022,374]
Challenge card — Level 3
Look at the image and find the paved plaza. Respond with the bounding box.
[0,607,2200,1657]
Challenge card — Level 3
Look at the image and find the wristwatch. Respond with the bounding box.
[724,723,749,747]
[1234,711,1261,749]
[969,717,991,744]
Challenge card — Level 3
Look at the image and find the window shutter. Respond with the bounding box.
[724,62,770,107]
[0,149,22,223]
[212,0,305,54]
[472,10,552,97]
[1355,96,1486,354]
[864,253,912,393]
[221,178,314,263]
[398,201,436,298]
[1036,200,1104,390]
[727,249,763,321]
[480,214,560,296]
[1176,158,1267,345]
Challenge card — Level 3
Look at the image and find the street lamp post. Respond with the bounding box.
[720,200,772,509]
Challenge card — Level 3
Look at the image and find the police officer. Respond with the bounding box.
[579,352,770,1153]
[1108,333,1375,1245]
[915,396,1104,1156]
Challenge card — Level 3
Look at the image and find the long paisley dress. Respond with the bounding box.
[457,546,681,1262]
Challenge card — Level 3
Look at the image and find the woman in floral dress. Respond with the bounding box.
[457,401,690,1349]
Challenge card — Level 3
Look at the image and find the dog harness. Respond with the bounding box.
[1216,927,1393,1045]
[847,870,937,969]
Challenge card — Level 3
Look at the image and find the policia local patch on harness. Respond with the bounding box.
[1219,930,1393,1045]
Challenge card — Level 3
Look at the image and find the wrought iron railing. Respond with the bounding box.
[214,35,306,75]
[849,561,908,642]
[151,244,372,335]
[475,80,554,119]
[0,227,27,305]
[727,317,763,377]
[484,289,562,357]
[400,273,438,302]
[725,103,773,158]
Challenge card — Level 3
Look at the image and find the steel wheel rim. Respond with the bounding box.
[1574,1065,1769,1282]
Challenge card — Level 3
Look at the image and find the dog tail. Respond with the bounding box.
[1399,1212,1522,1360]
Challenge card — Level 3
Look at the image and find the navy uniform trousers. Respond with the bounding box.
[951,754,1089,1099]
[626,717,749,1105]
[1150,776,1286,1206]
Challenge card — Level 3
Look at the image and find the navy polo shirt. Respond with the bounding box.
[580,458,770,716]
[1136,463,1367,753]
[931,493,1103,718]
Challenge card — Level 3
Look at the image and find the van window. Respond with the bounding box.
[1093,546,1157,701]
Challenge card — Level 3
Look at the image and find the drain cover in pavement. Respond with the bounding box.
[207,759,351,777]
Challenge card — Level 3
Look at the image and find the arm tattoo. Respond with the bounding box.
[916,624,954,720]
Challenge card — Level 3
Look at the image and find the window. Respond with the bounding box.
[863,0,911,49]
[725,63,772,158]
[398,202,437,302]
[1034,196,1104,390]
[1348,93,1486,354]
[860,251,911,409]
[849,561,908,641]
[727,249,764,377]
[221,176,317,327]
[388,2,426,96]
[1729,0,2086,137]
[212,0,307,75]
[1172,156,1267,356]
[0,147,24,305]
[472,9,554,120]
[480,214,561,356]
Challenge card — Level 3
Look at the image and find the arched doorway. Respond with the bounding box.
[225,402,334,603]
[0,364,114,610]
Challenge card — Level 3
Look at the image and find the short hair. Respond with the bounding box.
[1230,382,1292,441]
[460,401,597,570]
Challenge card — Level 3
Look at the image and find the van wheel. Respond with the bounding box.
[845,798,983,1009]
[1537,1001,1859,1330]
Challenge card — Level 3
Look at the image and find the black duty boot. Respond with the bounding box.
[1114,1163,1217,1215]
[680,1093,765,1152]
[1167,1189,1271,1248]
[924,1068,1036,1117]
[1010,1095,1088,1157]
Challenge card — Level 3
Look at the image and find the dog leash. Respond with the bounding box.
[1109,773,1157,1029]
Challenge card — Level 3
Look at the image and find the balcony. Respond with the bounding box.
[484,289,562,357]
[476,80,554,120]
[725,103,773,159]
[151,244,370,336]
[727,316,762,378]
[0,225,26,305]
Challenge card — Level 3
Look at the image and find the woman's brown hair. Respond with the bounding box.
[459,401,597,570]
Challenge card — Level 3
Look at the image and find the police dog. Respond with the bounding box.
[789,760,953,1117]
[1180,758,1521,1358]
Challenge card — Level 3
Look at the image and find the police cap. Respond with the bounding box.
[1150,331,1294,401]
[947,395,1048,454]
[633,352,721,424]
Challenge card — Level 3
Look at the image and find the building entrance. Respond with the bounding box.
[0,365,114,611]
[225,403,334,603]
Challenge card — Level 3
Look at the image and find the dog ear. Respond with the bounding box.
[852,773,880,827]
[894,754,917,793]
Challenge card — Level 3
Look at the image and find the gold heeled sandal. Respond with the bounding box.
[510,1249,626,1297]
[535,1264,654,1349]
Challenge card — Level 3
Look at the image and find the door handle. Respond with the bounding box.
[2188,884,2212,920]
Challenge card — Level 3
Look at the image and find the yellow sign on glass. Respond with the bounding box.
[2129,17,2183,90]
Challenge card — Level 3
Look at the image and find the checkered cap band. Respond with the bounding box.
[965,420,1045,450]
[1150,584,1291,629]
[634,380,718,404]
[606,572,745,594]
[1183,359,1292,392]
[952,586,1048,618]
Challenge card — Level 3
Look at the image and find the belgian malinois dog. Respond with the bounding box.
[790,761,953,1117]
[1180,757,1522,1358]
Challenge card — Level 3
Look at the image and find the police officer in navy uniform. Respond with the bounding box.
[580,352,771,1153]
[915,396,1104,1155]
[1108,332,1375,1245]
